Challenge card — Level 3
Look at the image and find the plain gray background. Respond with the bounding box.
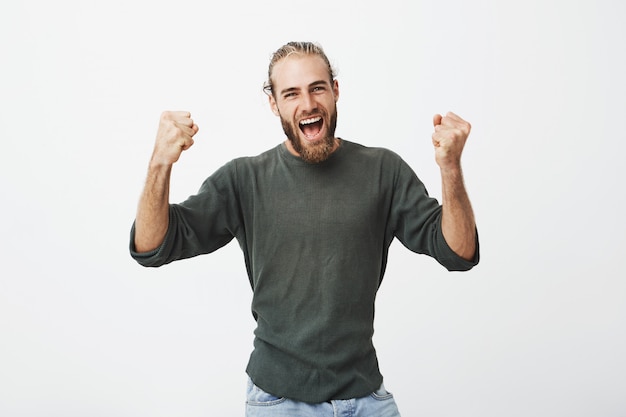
[1,0,625,416]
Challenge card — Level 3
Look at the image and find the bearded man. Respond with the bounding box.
[130,41,479,417]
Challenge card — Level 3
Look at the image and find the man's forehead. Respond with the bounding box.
[271,54,331,89]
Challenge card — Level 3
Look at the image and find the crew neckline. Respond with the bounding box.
[278,138,346,166]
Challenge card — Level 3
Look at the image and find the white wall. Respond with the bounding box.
[1,0,624,416]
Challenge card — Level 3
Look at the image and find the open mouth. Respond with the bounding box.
[298,116,324,141]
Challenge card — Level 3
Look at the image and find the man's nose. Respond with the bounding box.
[301,92,316,112]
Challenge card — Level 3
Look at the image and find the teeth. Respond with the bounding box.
[299,117,322,125]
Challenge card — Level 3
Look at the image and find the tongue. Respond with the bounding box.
[302,121,322,139]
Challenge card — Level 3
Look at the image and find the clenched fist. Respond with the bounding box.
[432,112,471,171]
[151,111,199,167]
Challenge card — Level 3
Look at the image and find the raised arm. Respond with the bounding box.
[134,111,199,253]
[432,112,476,261]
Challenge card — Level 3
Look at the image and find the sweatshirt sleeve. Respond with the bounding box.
[389,156,479,272]
[129,161,241,267]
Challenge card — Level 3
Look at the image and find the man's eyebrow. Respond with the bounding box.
[279,86,299,96]
[309,80,329,87]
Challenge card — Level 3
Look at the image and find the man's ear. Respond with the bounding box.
[269,94,280,116]
[333,79,340,102]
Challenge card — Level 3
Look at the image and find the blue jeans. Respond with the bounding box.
[245,378,402,417]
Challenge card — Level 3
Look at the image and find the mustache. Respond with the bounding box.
[297,110,325,119]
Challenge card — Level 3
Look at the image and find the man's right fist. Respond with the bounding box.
[151,111,199,166]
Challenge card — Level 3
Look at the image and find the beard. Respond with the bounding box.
[280,108,338,164]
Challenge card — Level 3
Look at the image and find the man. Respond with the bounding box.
[130,41,478,416]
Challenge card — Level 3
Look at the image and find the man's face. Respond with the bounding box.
[269,54,339,163]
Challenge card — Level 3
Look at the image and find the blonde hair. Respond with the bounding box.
[264,41,336,96]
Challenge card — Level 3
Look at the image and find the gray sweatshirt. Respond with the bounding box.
[130,139,479,403]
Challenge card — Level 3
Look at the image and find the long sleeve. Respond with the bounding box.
[388,156,479,271]
[129,161,242,267]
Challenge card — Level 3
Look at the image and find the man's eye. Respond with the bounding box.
[312,86,325,93]
[284,92,297,99]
